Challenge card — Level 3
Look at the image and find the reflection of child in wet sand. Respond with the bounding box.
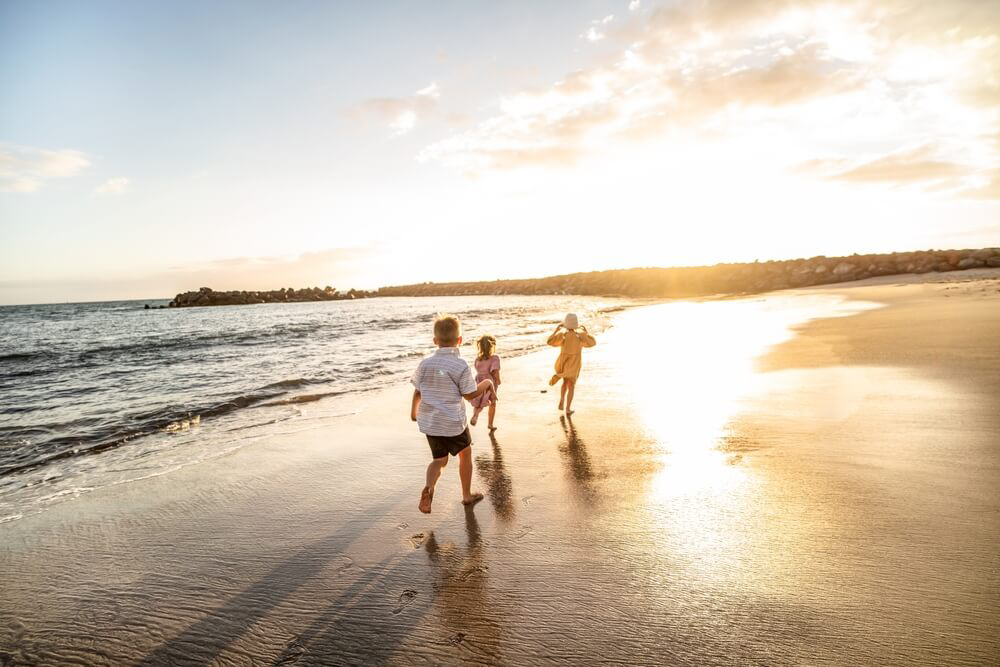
[469,335,501,430]
[547,313,596,415]
[411,314,493,514]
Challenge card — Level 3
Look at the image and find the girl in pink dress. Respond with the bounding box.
[470,335,501,430]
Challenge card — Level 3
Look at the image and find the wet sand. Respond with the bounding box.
[2,270,999,666]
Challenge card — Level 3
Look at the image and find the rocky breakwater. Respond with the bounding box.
[168,286,376,308]
[376,247,1000,299]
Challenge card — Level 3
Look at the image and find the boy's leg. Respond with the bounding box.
[487,402,496,429]
[426,456,447,489]
[565,378,576,414]
[558,379,568,410]
[457,446,483,505]
[420,456,448,513]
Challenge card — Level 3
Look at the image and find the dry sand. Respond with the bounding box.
[1,270,998,666]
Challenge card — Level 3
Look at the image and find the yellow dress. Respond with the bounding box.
[547,329,596,384]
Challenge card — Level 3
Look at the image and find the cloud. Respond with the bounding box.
[0,143,90,192]
[94,177,129,195]
[798,145,1000,199]
[960,170,1000,199]
[582,14,615,42]
[356,81,441,136]
[629,1,640,11]
[798,145,966,182]
[421,41,861,171]
[419,0,1000,180]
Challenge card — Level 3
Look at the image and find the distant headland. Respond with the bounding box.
[166,247,1000,308]
[166,286,375,308]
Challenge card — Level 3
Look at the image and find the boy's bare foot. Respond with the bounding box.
[557,402,564,411]
[419,487,434,514]
[461,492,484,506]
[488,425,497,432]
[565,409,574,416]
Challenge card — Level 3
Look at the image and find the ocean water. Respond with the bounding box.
[0,295,626,523]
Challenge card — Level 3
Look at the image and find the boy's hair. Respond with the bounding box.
[476,334,496,361]
[433,314,461,346]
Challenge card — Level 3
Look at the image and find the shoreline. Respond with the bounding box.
[2,269,998,665]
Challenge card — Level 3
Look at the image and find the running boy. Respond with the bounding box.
[411,314,492,514]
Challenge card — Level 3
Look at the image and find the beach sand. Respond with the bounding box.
[2,270,999,666]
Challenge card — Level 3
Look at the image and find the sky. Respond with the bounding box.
[1,0,999,304]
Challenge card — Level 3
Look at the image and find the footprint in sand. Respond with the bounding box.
[514,526,533,540]
[273,641,306,665]
[461,565,489,581]
[521,495,535,505]
[333,556,356,575]
[408,532,427,549]
[396,522,409,530]
[446,632,467,645]
[392,589,418,615]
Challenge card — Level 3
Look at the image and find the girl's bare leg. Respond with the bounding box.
[487,402,497,430]
[470,406,481,426]
[565,378,576,414]
[558,379,568,410]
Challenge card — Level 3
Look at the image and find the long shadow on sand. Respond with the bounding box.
[558,414,598,503]
[475,432,516,523]
[139,496,414,665]
[267,506,500,665]
[419,506,502,664]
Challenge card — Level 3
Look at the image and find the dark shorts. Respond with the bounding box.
[426,428,472,459]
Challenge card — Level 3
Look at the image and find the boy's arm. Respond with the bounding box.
[462,378,494,401]
[410,390,421,421]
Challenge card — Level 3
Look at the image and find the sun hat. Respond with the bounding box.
[562,313,579,329]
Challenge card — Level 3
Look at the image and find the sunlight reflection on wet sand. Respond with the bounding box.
[589,295,884,583]
[601,295,882,496]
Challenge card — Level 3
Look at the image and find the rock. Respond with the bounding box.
[957,258,984,269]
[971,248,996,260]
[987,257,1000,268]
[832,262,856,277]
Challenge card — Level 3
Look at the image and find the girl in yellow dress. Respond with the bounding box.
[547,313,596,414]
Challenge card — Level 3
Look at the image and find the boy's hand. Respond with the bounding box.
[411,390,421,421]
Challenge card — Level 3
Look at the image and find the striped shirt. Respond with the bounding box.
[411,347,476,436]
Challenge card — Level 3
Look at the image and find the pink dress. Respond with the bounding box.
[470,355,500,409]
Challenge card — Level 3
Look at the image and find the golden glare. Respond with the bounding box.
[595,294,882,584]
[603,295,881,499]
